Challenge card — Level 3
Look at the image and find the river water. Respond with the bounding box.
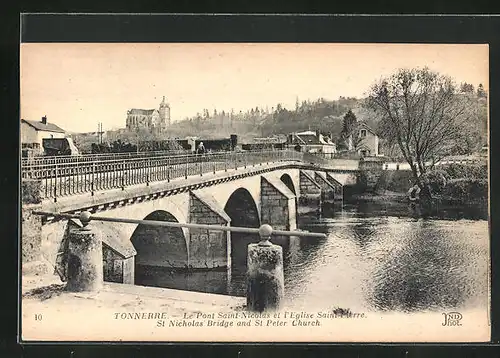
[136,200,489,313]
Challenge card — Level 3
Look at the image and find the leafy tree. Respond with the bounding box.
[477,83,487,98]
[460,82,475,93]
[341,109,357,135]
[338,109,358,150]
[366,67,481,198]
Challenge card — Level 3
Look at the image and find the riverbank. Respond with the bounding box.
[353,162,488,211]
[348,190,488,207]
[343,190,488,220]
[348,190,408,203]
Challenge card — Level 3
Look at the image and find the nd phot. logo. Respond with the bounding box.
[442,312,463,326]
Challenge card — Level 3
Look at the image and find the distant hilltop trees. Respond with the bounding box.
[166,84,487,158]
[167,96,363,143]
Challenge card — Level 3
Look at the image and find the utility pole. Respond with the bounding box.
[97,122,104,144]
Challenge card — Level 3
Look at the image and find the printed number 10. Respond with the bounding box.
[34,314,42,321]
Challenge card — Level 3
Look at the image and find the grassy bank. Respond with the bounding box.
[351,163,488,205]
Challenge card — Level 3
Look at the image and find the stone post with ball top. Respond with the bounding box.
[65,211,104,292]
[246,224,285,312]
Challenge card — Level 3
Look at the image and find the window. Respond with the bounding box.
[360,129,367,138]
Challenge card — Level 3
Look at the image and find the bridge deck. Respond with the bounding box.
[23,150,358,202]
[39,161,304,214]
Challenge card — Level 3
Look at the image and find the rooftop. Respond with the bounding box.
[292,131,335,146]
[293,134,322,145]
[127,109,157,115]
[357,121,376,135]
[21,119,65,133]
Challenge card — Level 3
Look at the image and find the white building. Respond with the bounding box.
[21,116,66,152]
[347,122,381,157]
[289,130,337,155]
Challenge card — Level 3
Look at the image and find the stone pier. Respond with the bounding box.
[315,172,336,203]
[326,173,344,201]
[298,170,322,213]
[189,191,231,269]
[260,176,297,231]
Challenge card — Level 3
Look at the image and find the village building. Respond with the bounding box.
[126,96,171,133]
[253,135,287,144]
[347,122,381,157]
[21,116,67,153]
[288,130,337,155]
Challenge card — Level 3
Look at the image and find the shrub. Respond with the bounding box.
[22,179,42,204]
[383,170,415,193]
[420,170,449,195]
[442,178,488,202]
[441,163,487,180]
[374,171,390,192]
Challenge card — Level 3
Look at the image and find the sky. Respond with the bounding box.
[20,43,489,133]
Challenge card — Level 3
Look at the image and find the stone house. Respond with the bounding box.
[347,122,380,157]
[288,130,337,155]
[21,116,66,153]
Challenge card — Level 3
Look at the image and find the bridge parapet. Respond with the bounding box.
[22,150,304,201]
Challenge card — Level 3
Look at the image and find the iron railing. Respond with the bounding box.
[21,149,191,166]
[32,210,327,239]
[22,150,304,200]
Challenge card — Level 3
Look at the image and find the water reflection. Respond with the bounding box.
[136,265,231,295]
[136,200,489,313]
[227,232,258,296]
[349,199,488,221]
[368,219,483,312]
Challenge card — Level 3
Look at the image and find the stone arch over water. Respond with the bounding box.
[131,210,189,278]
[224,188,261,229]
[224,188,261,288]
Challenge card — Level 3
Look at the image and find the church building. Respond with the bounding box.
[125,96,170,133]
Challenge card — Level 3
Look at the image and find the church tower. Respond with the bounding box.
[158,96,171,132]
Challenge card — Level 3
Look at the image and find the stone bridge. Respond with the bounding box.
[22,158,358,286]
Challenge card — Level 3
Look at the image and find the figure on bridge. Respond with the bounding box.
[197,142,206,155]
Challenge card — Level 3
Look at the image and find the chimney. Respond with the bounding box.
[41,115,47,125]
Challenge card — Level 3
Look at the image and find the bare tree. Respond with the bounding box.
[366,67,480,197]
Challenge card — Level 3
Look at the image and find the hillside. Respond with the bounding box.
[156,93,488,156]
[167,97,371,143]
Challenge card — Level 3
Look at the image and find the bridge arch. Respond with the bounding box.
[131,210,189,275]
[280,173,297,195]
[224,188,261,228]
[224,188,260,284]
